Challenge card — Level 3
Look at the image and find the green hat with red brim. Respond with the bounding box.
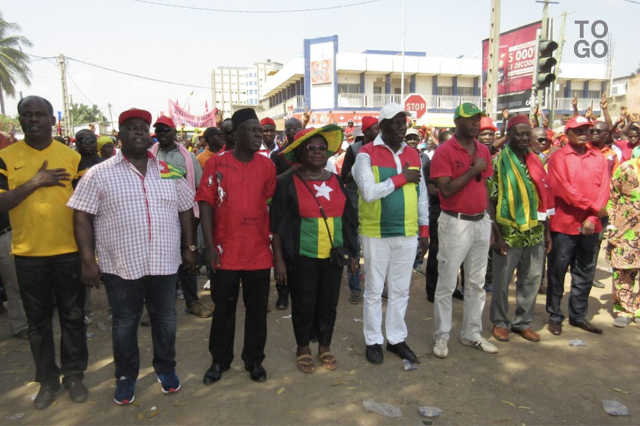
[280,124,343,163]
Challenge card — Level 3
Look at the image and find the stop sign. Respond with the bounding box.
[404,94,427,119]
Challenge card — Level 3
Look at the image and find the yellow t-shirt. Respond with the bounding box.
[0,140,82,256]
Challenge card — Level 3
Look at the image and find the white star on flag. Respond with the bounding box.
[313,182,333,200]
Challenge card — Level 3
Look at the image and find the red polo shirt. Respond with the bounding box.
[196,151,276,270]
[547,143,610,235]
[429,136,493,215]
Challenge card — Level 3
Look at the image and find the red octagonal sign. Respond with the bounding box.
[404,94,427,119]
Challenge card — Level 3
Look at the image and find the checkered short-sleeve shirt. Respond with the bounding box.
[68,151,194,280]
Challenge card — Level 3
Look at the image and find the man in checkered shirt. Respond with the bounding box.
[68,108,196,405]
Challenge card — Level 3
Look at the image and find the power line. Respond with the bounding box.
[623,0,640,4]
[133,0,382,14]
[65,56,210,89]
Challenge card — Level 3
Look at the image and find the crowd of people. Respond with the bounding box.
[0,93,639,411]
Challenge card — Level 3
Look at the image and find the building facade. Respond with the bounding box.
[258,35,609,128]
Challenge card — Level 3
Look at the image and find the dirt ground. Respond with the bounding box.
[0,250,638,426]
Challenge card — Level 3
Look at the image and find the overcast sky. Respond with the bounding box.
[3,0,638,120]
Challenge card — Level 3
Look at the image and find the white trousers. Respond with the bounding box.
[433,213,491,341]
[362,235,418,345]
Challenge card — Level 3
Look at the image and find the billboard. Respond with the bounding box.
[304,35,338,111]
[482,21,541,112]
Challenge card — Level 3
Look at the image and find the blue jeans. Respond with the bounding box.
[103,273,178,380]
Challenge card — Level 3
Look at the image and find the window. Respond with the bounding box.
[458,87,475,96]
[438,87,453,96]
[338,83,360,94]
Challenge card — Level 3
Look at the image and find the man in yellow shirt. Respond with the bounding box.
[0,96,88,409]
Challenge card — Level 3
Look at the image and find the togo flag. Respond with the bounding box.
[159,161,186,179]
[299,216,343,259]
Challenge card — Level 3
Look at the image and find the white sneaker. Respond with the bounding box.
[460,336,498,354]
[433,337,449,359]
[613,316,632,328]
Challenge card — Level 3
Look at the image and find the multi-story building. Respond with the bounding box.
[608,73,640,118]
[211,60,283,118]
[258,35,609,128]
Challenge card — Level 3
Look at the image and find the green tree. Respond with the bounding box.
[69,102,107,126]
[0,13,32,115]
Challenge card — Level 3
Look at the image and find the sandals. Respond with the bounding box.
[318,352,337,370]
[296,354,315,374]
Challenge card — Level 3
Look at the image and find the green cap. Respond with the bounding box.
[454,103,483,119]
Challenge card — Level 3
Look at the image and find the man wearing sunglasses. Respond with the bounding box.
[545,116,610,336]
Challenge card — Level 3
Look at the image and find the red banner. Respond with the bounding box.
[168,100,217,128]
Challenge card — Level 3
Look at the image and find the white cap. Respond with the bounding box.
[406,127,420,137]
[379,103,408,121]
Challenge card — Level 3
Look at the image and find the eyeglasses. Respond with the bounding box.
[305,144,328,152]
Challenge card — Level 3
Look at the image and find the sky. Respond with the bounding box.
[2,0,638,122]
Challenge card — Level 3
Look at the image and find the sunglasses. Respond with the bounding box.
[570,127,589,136]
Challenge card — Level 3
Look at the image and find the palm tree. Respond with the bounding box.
[0,13,32,115]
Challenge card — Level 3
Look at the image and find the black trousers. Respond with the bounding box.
[14,253,87,384]
[546,232,599,323]
[178,264,199,308]
[208,269,270,369]
[425,211,440,300]
[289,256,342,347]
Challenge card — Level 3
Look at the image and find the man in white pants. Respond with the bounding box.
[429,103,498,358]
[353,104,429,364]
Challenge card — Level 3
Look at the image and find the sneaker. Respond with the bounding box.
[460,336,498,354]
[157,372,181,394]
[592,280,606,289]
[113,377,136,405]
[613,316,632,328]
[433,337,448,359]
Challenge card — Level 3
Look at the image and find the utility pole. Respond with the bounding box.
[107,102,114,131]
[57,54,72,137]
[400,0,406,101]
[549,10,567,124]
[485,0,501,120]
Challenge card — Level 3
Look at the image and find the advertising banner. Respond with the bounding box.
[482,21,541,112]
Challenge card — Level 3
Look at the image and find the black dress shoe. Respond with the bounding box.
[386,341,419,363]
[246,364,267,382]
[63,376,88,403]
[548,320,562,336]
[34,381,61,410]
[365,344,384,364]
[452,289,464,300]
[569,319,603,334]
[275,292,288,310]
[203,363,228,385]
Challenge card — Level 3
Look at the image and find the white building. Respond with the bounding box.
[258,35,609,128]
[211,60,283,118]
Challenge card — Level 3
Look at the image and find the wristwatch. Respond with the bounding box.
[188,245,197,252]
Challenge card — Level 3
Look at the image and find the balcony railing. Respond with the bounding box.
[554,97,601,113]
[337,93,481,110]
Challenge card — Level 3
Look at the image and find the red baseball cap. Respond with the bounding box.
[564,116,593,133]
[260,117,276,127]
[153,115,176,129]
[361,116,378,132]
[119,108,152,126]
[480,116,498,132]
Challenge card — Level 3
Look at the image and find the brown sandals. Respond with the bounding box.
[296,354,315,374]
[318,352,337,370]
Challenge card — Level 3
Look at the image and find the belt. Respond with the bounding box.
[442,210,485,222]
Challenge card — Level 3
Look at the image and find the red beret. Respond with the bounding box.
[119,108,152,126]
[506,114,531,131]
[361,116,378,132]
[153,115,176,129]
[261,117,276,127]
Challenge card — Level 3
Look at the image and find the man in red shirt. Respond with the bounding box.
[197,108,276,384]
[546,116,610,336]
[429,103,497,359]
